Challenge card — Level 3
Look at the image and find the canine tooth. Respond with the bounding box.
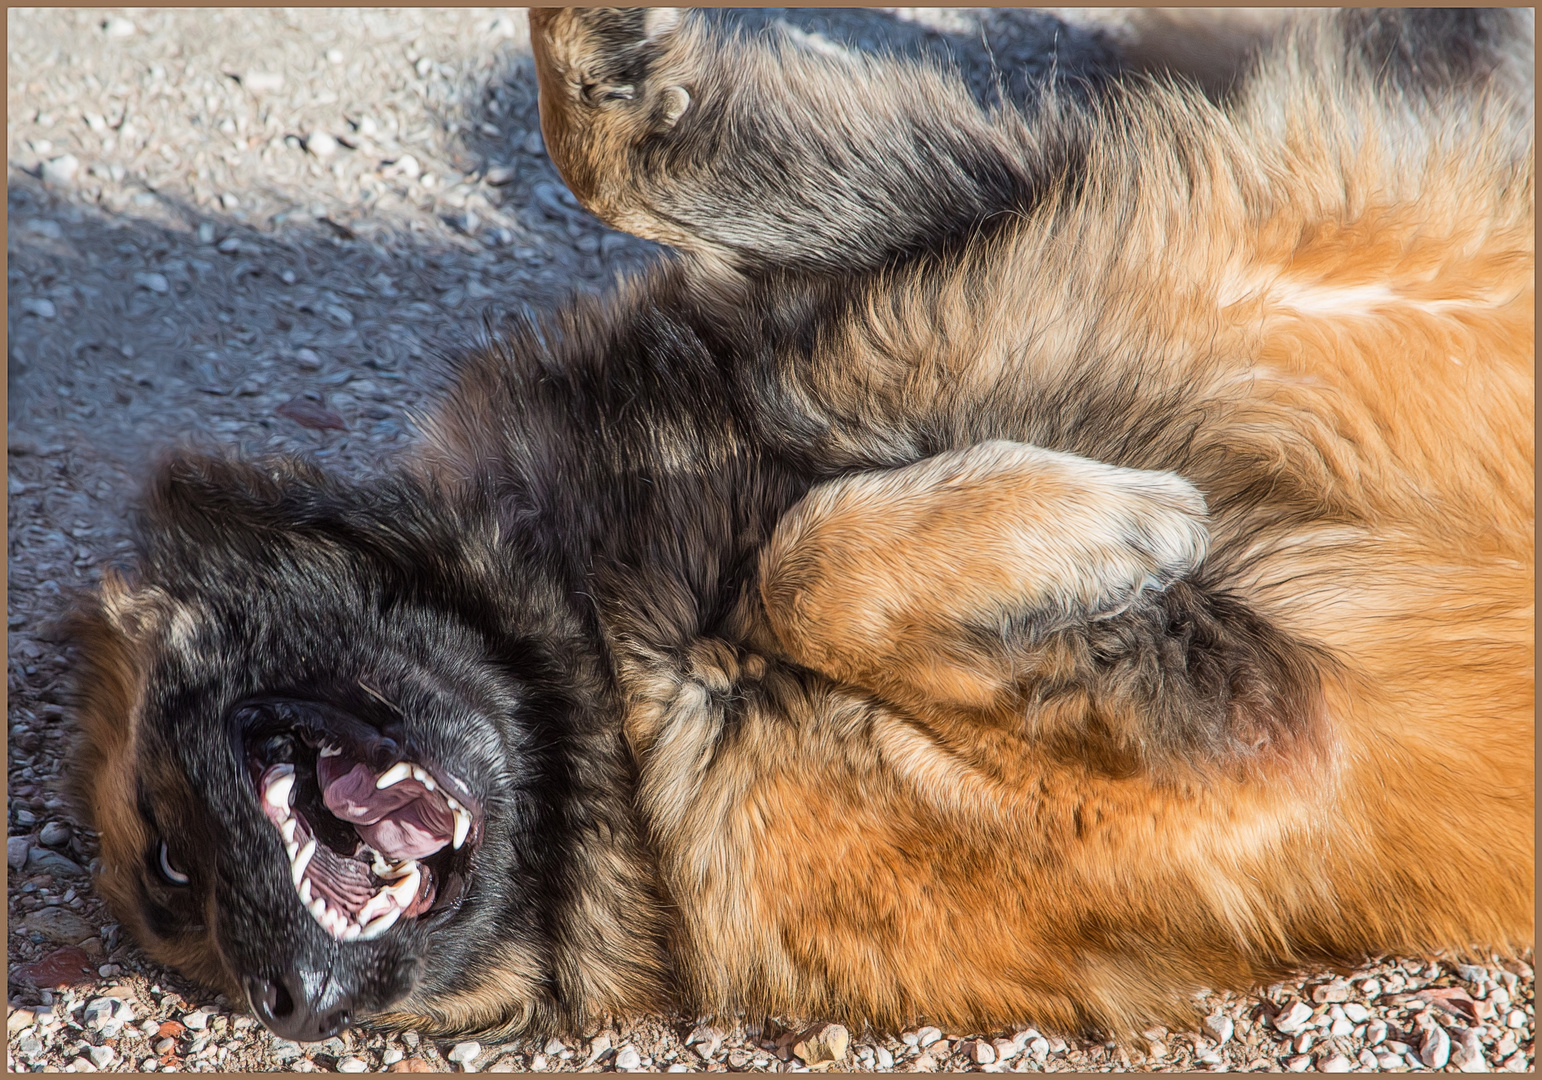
[375,762,412,789]
[452,806,472,850]
[281,818,298,844]
[355,890,396,926]
[387,866,421,907]
[291,838,317,886]
[341,923,362,942]
[319,743,342,757]
[264,771,295,810]
[358,905,403,941]
[411,765,436,791]
[299,877,313,904]
[285,840,299,860]
[383,858,418,881]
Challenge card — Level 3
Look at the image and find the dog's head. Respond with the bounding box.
[67,452,622,1040]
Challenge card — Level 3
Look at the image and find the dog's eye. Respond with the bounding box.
[157,840,190,886]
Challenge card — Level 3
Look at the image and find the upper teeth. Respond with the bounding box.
[260,754,472,944]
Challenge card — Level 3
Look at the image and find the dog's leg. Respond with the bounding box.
[760,441,1323,774]
[530,8,1066,277]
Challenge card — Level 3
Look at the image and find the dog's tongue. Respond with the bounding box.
[318,756,454,860]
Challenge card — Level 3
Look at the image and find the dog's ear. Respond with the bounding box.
[64,571,158,913]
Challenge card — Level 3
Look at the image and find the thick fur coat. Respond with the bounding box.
[68,7,1533,1043]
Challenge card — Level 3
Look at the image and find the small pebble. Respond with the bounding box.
[42,154,80,185]
[448,1041,481,1068]
[39,821,71,847]
[20,298,57,319]
[383,1049,403,1065]
[1317,1053,1352,1072]
[614,1045,642,1071]
[337,1057,368,1072]
[101,16,135,37]
[7,835,30,869]
[1275,1001,1315,1034]
[307,132,338,159]
[1204,1014,1234,1044]
[1419,1021,1451,1069]
[916,1026,942,1047]
[1284,1054,1312,1072]
[874,1046,893,1069]
[134,271,171,294]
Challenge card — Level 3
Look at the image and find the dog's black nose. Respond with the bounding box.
[245,971,353,1042]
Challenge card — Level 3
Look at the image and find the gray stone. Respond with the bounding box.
[39,821,71,847]
[82,996,134,1035]
[23,907,97,945]
[88,1045,116,1068]
[1457,964,1491,983]
[8,835,30,869]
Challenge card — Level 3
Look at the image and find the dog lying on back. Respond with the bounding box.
[67,7,1533,1043]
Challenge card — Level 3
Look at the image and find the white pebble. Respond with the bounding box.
[1028,1037,1049,1061]
[1366,1019,1388,1045]
[101,16,135,37]
[1318,1053,1352,1072]
[336,1057,367,1073]
[1328,1018,1352,1037]
[448,1041,481,1064]
[1274,1001,1314,1034]
[383,1049,403,1065]
[244,71,284,93]
[1342,1002,1370,1023]
[87,1046,115,1068]
[1284,1054,1312,1072]
[614,1045,642,1071]
[875,1046,893,1069]
[916,1026,942,1047]
[1505,1010,1527,1029]
[307,132,338,159]
[1419,1022,1451,1069]
[1204,1013,1234,1045]
[42,154,79,185]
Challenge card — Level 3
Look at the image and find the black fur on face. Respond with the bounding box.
[110,453,654,1039]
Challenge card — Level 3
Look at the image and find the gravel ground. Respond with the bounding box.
[6,7,1535,1074]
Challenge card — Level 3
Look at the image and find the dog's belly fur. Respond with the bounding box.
[414,37,1534,1029]
[73,7,1531,1043]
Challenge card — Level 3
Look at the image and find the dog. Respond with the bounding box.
[66,7,1533,1044]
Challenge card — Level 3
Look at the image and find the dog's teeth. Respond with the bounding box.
[410,765,436,791]
[358,905,403,941]
[341,922,362,942]
[285,840,299,860]
[280,818,298,844]
[327,908,349,939]
[387,866,421,907]
[452,806,472,850]
[371,850,394,877]
[299,877,313,904]
[382,858,418,881]
[375,762,412,789]
[444,794,461,812]
[307,897,327,922]
[355,890,395,926]
[291,838,317,886]
[264,772,295,811]
[318,743,342,758]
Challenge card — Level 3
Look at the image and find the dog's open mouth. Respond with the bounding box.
[241,701,483,942]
